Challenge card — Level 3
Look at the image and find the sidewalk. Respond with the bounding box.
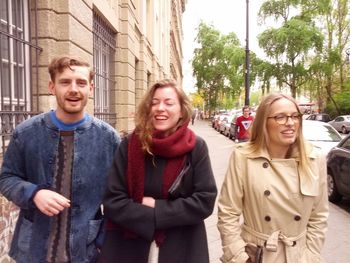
[189,119,235,263]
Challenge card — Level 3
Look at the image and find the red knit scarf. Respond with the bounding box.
[127,122,196,246]
[128,123,196,201]
[107,122,196,246]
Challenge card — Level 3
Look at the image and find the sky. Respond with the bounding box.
[182,0,266,93]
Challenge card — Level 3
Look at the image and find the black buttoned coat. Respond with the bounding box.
[99,136,217,263]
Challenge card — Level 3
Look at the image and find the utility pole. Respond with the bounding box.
[244,0,250,106]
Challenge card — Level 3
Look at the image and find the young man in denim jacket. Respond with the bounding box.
[0,56,120,263]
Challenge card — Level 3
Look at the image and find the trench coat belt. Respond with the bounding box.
[242,224,306,252]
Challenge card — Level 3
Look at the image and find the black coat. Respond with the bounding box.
[98,136,217,263]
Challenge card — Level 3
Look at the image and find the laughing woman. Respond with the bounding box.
[217,93,329,263]
[98,79,217,263]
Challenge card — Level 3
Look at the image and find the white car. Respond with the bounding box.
[302,120,343,155]
[219,114,235,137]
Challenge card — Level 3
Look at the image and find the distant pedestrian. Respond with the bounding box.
[191,110,197,125]
[234,105,254,142]
[217,93,328,263]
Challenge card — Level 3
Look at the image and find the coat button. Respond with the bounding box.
[262,162,269,168]
[264,190,271,196]
[264,215,271,221]
[294,215,301,221]
[48,156,55,164]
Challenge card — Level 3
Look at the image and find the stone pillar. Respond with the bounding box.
[36,0,94,114]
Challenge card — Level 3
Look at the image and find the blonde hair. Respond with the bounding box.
[134,79,193,154]
[249,93,312,177]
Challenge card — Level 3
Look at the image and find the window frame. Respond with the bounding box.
[92,11,117,127]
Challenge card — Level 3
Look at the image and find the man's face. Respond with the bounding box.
[243,108,250,118]
[49,66,93,123]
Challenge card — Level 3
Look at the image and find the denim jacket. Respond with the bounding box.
[0,112,120,263]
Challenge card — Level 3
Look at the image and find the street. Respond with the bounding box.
[189,119,350,263]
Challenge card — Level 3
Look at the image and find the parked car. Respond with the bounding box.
[213,114,229,131]
[228,113,240,139]
[327,134,350,203]
[328,115,350,134]
[219,115,235,136]
[211,114,219,128]
[302,120,342,155]
[302,114,310,120]
[305,113,332,122]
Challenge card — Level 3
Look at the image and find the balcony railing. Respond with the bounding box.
[94,112,117,127]
[0,111,41,156]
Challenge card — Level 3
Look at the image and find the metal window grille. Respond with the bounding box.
[0,0,41,156]
[93,12,117,127]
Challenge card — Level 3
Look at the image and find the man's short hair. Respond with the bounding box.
[242,105,250,112]
[48,56,95,82]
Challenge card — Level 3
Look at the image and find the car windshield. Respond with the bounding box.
[227,115,235,123]
[341,137,350,150]
[303,123,342,142]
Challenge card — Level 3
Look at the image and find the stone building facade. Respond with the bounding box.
[0,0,187,261]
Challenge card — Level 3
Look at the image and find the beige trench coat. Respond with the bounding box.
[217,143,329,263]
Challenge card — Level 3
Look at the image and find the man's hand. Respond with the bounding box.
[142,196,155,208]
[33,189,70,216]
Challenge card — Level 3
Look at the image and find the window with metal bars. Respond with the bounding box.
[93,11,117,127]
[0,0,41,155]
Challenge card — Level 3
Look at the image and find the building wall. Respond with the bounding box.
[0,0,186,260]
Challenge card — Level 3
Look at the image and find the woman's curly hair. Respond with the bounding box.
[134,79,193,154]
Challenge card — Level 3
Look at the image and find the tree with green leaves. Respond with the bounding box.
[258,0,324,98]
[319,0,349,114]
[300,0,350,114]
[188,92,204,110]
[192,22,246,115]
[190,1,350,114]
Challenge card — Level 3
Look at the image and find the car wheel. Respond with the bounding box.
[341,126,347,134]
[327,172,342,203]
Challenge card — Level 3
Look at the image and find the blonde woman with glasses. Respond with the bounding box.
[217,93,328,263]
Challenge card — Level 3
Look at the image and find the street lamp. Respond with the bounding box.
[244,0,250,106]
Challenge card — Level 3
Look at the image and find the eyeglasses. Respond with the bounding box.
[267,113,302,125]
